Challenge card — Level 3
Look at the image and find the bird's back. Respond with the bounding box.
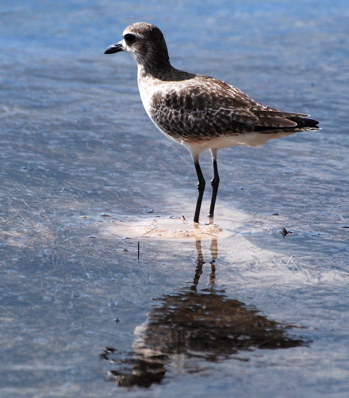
[139,70,318,145]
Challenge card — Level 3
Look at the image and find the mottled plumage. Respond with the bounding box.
[105,22,319,223]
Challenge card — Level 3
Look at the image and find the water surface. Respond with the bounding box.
[1,1,349,397]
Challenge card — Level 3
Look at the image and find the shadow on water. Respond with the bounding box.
[100,238,308,388]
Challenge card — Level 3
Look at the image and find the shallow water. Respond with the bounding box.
[1,1,349,397]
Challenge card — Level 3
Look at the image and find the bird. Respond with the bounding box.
[104,22,319,224]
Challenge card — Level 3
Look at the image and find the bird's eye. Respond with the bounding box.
[124,33,136,44]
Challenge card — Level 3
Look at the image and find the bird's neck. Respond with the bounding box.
[137,60,173,80]
[138,63,195,83]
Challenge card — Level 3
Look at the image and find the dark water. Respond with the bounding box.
[1,1,349,397]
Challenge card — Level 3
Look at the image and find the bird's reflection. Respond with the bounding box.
[102,238,307,388]
[192,238,217,290]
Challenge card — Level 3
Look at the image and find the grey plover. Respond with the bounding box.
[104,22,319,223]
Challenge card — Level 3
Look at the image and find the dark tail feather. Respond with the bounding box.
[288,116,319,128]
[254,116,319,132]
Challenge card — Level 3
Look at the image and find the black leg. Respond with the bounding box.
[193,160,205,223]
[209,158,220,218]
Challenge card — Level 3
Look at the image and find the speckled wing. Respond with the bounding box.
[148,75,306,142]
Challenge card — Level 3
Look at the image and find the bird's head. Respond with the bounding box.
[104,22,170,70]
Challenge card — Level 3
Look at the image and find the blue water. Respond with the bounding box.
[1,1,349,397]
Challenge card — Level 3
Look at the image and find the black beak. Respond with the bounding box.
[104,42,123,54]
